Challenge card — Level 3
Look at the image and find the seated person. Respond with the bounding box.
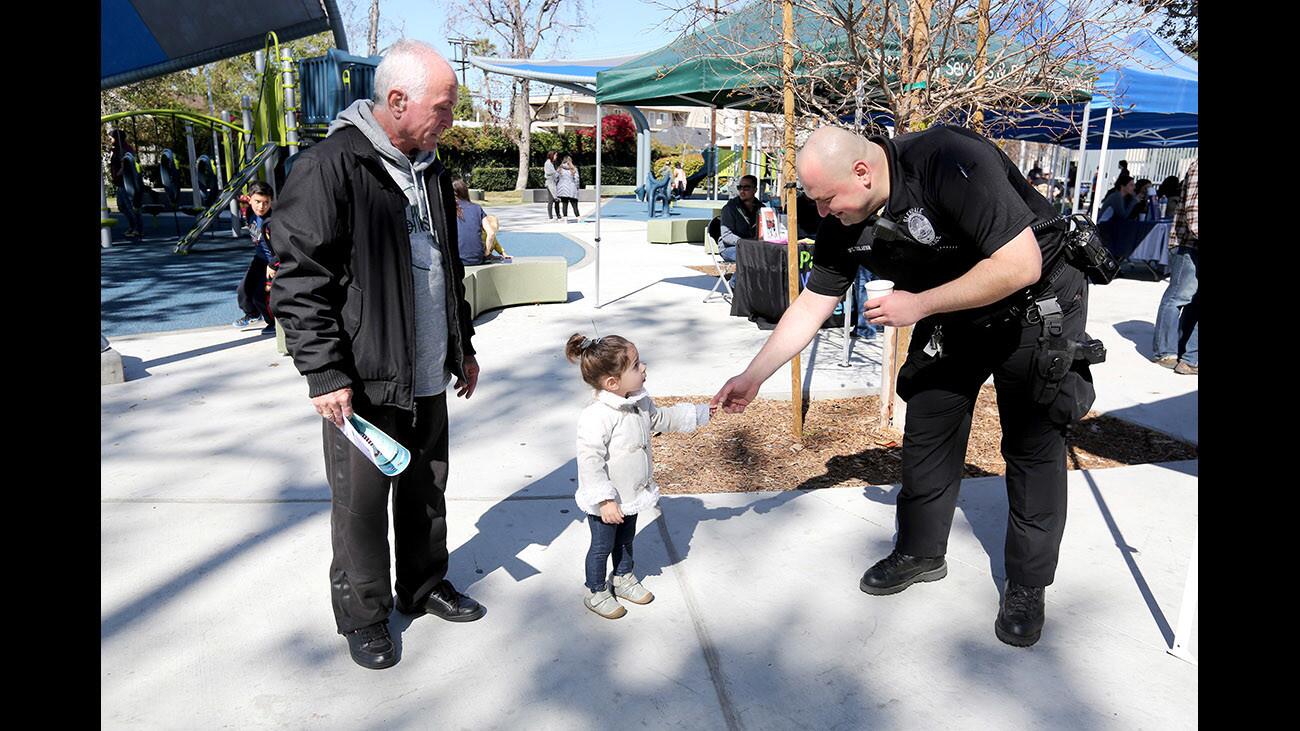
[1133,177,1153,218]
[454,179,508,265]
[718,174,761,262]
[1157,174,1182,214]
[1097,174,1138,222]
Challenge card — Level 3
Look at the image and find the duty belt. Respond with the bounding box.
[969,216,1073,330]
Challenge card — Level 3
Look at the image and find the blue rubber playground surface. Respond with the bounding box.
[101,221,588,337]
[495,232,586,265]
[583,196,719,222]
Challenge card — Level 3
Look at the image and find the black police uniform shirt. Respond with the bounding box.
[805,125,1084,327]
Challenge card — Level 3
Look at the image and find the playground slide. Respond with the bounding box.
[681,147,718,197]
[174,143,279,254]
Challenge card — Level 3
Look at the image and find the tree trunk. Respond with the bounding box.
[972,0,990,133]
[883,0,934,434]
[513,78,532,191]
[905,0,933,132]
[367,0,380,56]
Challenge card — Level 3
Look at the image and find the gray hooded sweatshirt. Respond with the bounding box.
[329,100,451,396]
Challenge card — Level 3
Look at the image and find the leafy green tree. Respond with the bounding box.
[454,85,475,120]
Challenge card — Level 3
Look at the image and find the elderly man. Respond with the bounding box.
[713,125,1096,648]
[271,40,484,670]
[717,174,762,261]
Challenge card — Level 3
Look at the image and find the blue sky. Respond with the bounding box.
[363,0,684,63]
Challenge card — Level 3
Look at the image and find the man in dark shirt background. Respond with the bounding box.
[713,125,1091,648]
[718,174,762,261]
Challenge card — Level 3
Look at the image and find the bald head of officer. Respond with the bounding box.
[797,126,892,226]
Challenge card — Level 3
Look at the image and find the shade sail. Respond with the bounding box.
[467,55,641,88]
[101,0,348,90]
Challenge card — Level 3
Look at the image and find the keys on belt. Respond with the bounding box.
[922,324,944,358]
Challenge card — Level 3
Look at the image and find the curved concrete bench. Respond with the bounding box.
[462,255,568,319]
[647,217,709,244]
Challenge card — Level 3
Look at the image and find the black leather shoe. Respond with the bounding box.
[995,581,1046,647]
[344,622,398,669]
[859,550,947,595]
[398,579,486,622]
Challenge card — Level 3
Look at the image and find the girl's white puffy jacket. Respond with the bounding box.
[575,389,709,516]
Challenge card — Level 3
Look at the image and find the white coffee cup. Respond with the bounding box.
[864,279,894,301]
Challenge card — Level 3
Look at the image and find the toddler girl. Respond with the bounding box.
[565,333,711,619]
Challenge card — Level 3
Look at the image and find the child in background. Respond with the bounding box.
[565,333,712,619]
[233,181,278,333]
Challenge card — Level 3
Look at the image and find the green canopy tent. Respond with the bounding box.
[596,1,1086,114]
[595,0,1091,434]
[597,3,849,112]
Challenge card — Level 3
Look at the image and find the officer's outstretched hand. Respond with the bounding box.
[864,291,927,328]
[711,373,761,414]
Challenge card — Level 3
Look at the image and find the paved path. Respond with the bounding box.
[102,199,1197,728]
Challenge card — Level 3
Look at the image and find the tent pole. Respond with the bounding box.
[1168,529,1199,665]
[595,103,603,309]
[710,105,718,201]
[1071,103,1092,214]
[1090,106,1115,222]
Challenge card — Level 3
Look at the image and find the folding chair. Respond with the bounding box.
[703,216,733,303]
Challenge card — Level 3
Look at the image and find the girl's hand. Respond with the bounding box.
[599,500,624,525]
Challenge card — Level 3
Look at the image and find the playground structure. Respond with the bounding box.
[101,34,382,253]
[636,147,719,217]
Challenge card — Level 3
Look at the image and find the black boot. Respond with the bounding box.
[859,550,947,595]
[995,580,1046,647]
[344,621,398,669]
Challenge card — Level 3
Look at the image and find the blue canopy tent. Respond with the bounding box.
[990,28,1197,218]
[996,29,1198,149]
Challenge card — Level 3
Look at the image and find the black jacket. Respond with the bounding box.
[270,126,476,409]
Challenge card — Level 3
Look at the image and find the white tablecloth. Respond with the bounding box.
[1130,220,1173,267]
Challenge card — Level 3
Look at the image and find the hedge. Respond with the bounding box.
[469,165,637,191]
[438,125,636,181]
[653,154,705,180]
[579,165,636,186]
[469,167,544,191]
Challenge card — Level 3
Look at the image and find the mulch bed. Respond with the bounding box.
[651,388,1197,493]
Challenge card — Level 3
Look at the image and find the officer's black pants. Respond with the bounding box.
[894,296,1086,588]
[322,393,450,634]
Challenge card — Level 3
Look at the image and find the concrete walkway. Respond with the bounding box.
[101,199,1197,728]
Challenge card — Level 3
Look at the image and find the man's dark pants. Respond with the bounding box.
[894,287,1086,588]
[322,393,450,634]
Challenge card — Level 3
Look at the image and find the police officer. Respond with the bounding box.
[712,125,1095,648]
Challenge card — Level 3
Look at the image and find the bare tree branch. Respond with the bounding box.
[444,0,587,189]
[644,0,1175,142]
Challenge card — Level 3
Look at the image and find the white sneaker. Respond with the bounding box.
[611,573,654,605]
[584,588,626,619]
